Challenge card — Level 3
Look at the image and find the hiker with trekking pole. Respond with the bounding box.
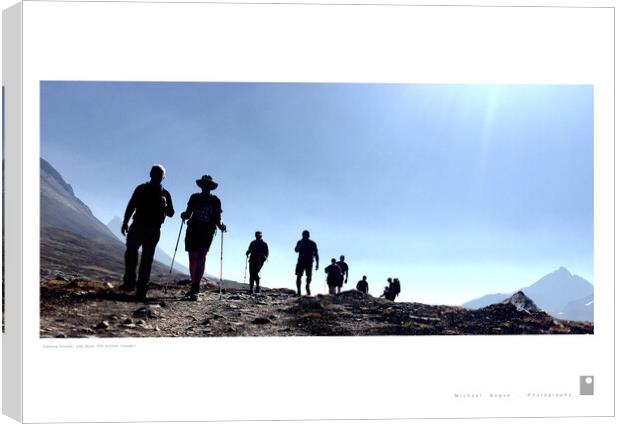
[246,231,269,294]
[118,164,174,301]
[179,174,226,300]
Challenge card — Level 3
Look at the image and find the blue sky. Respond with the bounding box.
[40,82,593,305]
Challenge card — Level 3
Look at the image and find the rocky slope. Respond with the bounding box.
[40,278,594,338]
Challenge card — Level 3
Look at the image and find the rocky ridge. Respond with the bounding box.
[40,277,594,338]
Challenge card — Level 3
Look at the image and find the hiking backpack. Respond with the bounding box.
[392,279,401,296]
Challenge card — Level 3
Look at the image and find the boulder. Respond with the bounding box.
[503,291,541,314]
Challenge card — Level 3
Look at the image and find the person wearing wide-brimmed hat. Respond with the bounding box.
[180,174,226,297]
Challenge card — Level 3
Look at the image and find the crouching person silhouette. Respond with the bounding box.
[119,165,174,301]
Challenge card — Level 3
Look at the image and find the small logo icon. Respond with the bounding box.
[580,376,594,395]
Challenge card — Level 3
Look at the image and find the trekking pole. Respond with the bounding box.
[219,229,224,300]
[168,219,185,293]
[243,255,248,285]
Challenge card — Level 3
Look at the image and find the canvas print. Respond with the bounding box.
[39,82,594,338]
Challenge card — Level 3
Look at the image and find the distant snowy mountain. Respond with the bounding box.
[556,294,594,322]
[107,216,189,275]
[522,267,592,315]
[462,267,593,322]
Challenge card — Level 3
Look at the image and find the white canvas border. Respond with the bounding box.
[6,1,616,422]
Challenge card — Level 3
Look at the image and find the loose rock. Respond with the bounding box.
[95,321,109,329]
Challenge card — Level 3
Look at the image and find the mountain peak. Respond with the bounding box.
[554,266,571,276]
[107,216,122,228]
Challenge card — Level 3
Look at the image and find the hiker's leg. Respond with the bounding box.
[249,262,260,293]
[305,265,312,295]
[188,251,197,285]
[137,228,160,294]
[295,263,303,295]
[248,274,255,293]
[123,226,140,288]
[192,248,208,293]
[295,275,302,295]
[255,271,261,292]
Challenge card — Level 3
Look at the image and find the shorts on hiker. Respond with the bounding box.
[295,263,312,277]
[184,222,216,252]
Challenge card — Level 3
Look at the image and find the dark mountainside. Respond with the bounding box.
[462,267,594,322]
[40,158,185,283]
[40,277,594,338]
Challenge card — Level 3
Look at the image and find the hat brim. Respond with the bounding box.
[196,180,218,190]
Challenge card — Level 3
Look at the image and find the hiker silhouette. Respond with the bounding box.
[391,278,401,299]
[324,258,342,295]
[246,231,269,294]
[380,285,392,300]
[294,230,319,296]
[119,165,174,300]
[356,275,369,294]
[180,174,226,298]
[336,255,349,293]
[380,277,400,301]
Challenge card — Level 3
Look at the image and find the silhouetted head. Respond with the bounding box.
[331,258,336,264]
[196,175,218,191]
[362,275,367,281]
[339,255,345,261]
[302,230,310,239]
[149,164,166,184]
[387,278,392,283]
[394,278,400,283]
[255,231,262,240]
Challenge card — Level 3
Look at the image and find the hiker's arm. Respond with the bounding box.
[345,268,349,283]
[246,242,252,257]
[264,243,269,260]
[164,191,174,218]
[215,199,226,232]
[122,187,139,235]
[314,248,319,270]
[294,241,300,253]
[180,195,194,220]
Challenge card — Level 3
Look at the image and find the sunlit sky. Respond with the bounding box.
[41,82,593,305]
